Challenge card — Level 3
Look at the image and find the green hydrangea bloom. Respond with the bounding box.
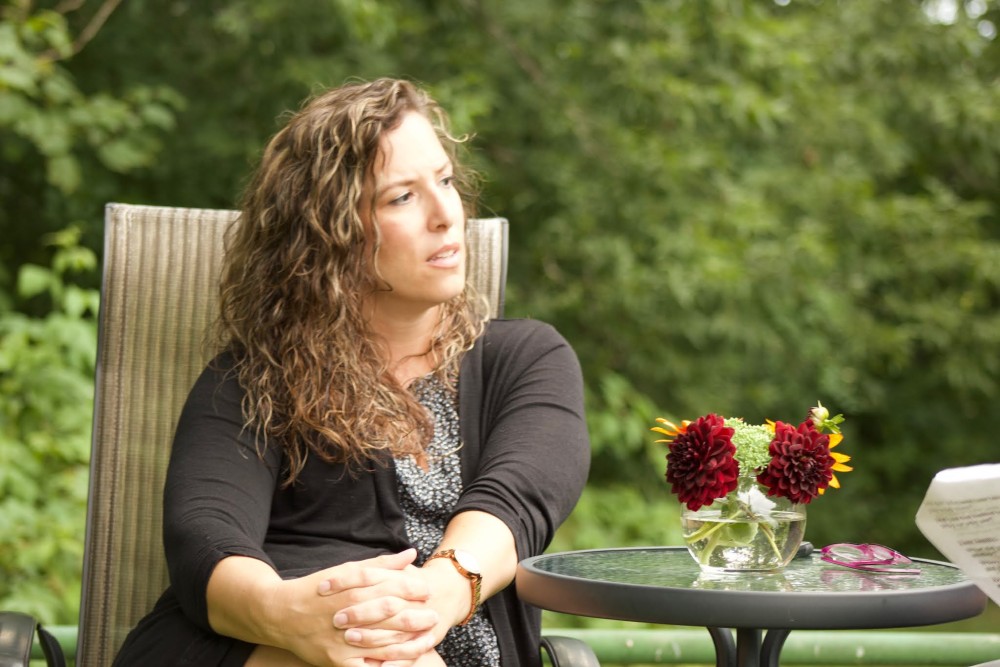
[725,418,772,475]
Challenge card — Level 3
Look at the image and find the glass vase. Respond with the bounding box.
[680,474,806,572]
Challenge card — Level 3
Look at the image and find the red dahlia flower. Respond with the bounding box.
[756,420,835,504]
[665,413,739,511]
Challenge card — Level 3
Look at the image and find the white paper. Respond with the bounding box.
[915,463,1000,606]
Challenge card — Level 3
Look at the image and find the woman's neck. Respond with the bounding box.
[369,305,443,385]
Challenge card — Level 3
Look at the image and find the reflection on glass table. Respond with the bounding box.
[516,546,987,667]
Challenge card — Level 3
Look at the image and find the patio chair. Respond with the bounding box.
[0,203,597,667]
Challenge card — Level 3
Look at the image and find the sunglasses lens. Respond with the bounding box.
[868,545,894,559]
[825,544,864,560]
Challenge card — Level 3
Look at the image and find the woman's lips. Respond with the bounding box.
[427,244,461,267]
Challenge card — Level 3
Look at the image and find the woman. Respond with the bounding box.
[113,78,590,667]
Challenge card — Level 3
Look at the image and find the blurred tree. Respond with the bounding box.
[0,0,183,282]
[449,0,1000,553]
[0,0,178,623]
[0,228,98,623]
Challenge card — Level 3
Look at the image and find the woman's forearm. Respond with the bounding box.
[440,510,517,599]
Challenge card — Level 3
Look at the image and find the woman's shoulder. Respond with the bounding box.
[184,349,243,401]
[482,317,567,347]
[475,318,577,369]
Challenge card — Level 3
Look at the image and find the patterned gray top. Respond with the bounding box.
[395,374,501,667]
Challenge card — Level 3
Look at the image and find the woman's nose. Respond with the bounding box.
[426,190,458,230]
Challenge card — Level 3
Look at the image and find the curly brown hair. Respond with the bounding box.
[216,78,488,484]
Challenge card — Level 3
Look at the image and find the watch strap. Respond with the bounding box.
[427,549,482,626]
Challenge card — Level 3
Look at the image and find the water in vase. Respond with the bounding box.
[682,509,806,571]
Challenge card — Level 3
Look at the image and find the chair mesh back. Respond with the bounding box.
[78,203,507,665]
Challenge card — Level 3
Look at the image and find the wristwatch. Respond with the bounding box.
[427,548,482,625]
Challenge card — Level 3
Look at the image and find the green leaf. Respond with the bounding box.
[97,137,156,171]
[45,153,81,192]
[15,264,52,299]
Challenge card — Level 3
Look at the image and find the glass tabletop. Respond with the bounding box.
[517,547,988,629]
[531,546,970,594]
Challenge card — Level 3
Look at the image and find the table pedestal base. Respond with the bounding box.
[708,627,791,667]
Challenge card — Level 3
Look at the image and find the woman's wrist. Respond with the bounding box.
[424,549,482,625]
[420,556,475,628]
[206,555,287,646]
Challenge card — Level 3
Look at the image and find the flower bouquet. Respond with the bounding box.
[653,403,852,571]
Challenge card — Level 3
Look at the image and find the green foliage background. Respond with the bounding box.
[2,0,998,629]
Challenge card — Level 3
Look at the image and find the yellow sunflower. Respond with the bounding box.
[820,432,853,495]
[650,417,690,443]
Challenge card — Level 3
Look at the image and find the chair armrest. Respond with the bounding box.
[0,612,36,667]
[0,612,66,667]
[540,634,602,667]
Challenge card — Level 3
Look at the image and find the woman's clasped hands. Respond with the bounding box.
[246,549,444,667]
[318,549,447,666]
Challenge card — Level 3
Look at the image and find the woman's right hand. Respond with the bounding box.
[208,550,439,666]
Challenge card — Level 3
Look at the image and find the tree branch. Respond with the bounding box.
[39,0,124,62]
[69,0,123,56]
[53,0,86,14]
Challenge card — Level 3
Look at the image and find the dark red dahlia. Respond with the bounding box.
[665,413,739,511]
[756,420,834,504]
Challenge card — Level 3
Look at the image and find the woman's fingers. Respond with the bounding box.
[317,550,428,599]
[335,597,438,633]
[342,626,435,649]
[293,550,442,662]
[362,549,419,570]
[358,632,434,664]
[296,624,432,667]
[318,570,432,622]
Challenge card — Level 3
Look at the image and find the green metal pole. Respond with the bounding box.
[542,628,1000,665]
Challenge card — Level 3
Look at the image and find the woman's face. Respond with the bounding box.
[364,111,466,318]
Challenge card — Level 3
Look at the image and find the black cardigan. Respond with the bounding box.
[134,318,590,666]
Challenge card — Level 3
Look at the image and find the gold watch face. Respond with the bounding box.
[453,549,481,576]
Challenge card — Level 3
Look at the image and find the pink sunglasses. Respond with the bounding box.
[819,543,921,575]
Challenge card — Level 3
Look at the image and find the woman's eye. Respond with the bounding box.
[390,192,413,205]
[441,175,456,188]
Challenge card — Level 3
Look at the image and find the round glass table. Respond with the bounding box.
[516,546,988,667]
